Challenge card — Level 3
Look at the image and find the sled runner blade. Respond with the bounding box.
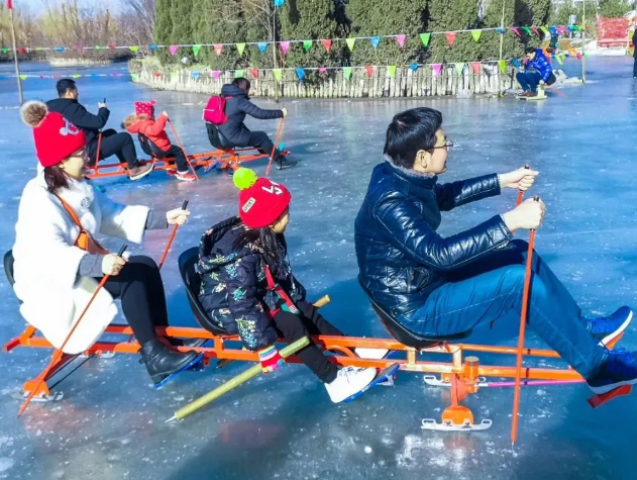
[421,418,493,432]
[344,363,400,403]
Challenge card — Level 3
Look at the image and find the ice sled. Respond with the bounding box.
[85,127,289,180]
[2,246,630,437]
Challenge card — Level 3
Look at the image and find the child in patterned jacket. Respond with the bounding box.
[196,168,386,403]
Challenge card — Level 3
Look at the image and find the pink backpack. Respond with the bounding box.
[203,95,232,125]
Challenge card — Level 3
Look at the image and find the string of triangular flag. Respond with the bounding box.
[0,24,583,55]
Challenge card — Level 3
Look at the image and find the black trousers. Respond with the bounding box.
[633,57,637,78]
[163,145,189,173]
[101,256,168,345]
[88,129,139,168]
[273,302,341,384]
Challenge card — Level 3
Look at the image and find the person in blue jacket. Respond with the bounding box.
[355,107,637,397]
[516,47,556,97]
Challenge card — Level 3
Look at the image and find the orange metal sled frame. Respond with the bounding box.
[5,323,617,428]
[86,148,271,179]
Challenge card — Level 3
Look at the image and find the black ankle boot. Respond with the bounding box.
[140,338,200,385]
[277,155,297,170]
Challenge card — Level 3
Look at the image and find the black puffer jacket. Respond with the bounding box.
[196,216,306,351]
[47,98,110,146]
[355,161,513,321]
[218,84,283,146]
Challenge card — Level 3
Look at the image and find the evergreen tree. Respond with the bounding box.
[425,0,481,63]
[278,0,348,69]
[346,0,427,66]
[598,0,632,18]
[154,0,174,63]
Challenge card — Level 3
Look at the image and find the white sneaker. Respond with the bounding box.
[355,347,389,360]
[324,367,377,403]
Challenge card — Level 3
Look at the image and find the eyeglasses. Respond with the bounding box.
[433,139,454,150]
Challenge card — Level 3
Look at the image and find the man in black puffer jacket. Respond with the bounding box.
[218,78,296,170]
[355,107,637,396]
[47,78,152,181]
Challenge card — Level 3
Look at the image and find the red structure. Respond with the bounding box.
[597,16,631,48]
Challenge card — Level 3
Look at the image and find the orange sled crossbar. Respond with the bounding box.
[5,322,616,430]
[86,148,276,179]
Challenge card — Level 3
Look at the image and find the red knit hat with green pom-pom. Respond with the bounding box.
[234,167,291,229]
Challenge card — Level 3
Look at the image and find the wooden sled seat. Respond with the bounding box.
[178,247,229,336]
[360,281,471,349]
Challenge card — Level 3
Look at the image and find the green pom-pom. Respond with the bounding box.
[233,167,258,190]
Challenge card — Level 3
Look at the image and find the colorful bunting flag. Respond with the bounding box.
[322,39,332,53]
[214,44,223,56]
[420,33,431,47]
[250,68,259,79]
[496,28,505,34]
[303,40,312,52]
[169,45,179,55]
[72,74,81,79]
[319,66,328,75]
[192,45,202,56]
[1,47,8,54]
[258,42,268,53]
[471,62,482,75]
[555,54,564,65]
[274,0,285,7]
[273,69,282,81]
[346,38,356,51]
[212,71,222,79]
[131,73,140,81]
[387,65,397,78]
[280,41,290,55]
[343,67,352,80]
[455,63,465,75]
[296,67,305,80]
[129,46,139,53]
[149,45,158,50]
[531,26,540,37]
[170,72,178,79]
[540,26,548,35]
[108,45,116,50]
[19,75,27,81]
[192,72,201,79]
[365,65,374,78]
[409,63,419,71]
[95,46,104,50]
[237,43,246,56]
[235,70,244,78]
[576,52,582,60]
[510,27,521,37]
[432,64,443,77]
[512,58,521,69]
[153,72,162,77]
[395,35,406,49]
[522,26,532,35]
[55,46,65,52]
[445,32,457,47]
[471,30,482,42]
[498,59,506,73]
[370,36,381,49]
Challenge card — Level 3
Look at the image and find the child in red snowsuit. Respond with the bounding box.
[123,100,195,182]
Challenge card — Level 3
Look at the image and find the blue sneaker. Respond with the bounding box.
[588,306,633,346]
[587,348,637,394]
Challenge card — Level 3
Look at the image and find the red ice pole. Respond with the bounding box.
[265,117,285,177]
[511,195,540,445]
[18,245,128,417]
[168,119,200,181]
[159,200,189,270]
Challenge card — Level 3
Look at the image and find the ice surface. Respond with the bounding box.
[1,57,637,479]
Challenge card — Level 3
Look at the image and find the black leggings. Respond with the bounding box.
[163,145,189,173]
[273,302,341,384]
[88,129,139,168]
[101,256,168,345]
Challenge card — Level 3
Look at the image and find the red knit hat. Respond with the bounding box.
[135,100,156,117]
[234,168,291,229]
[20,101,87,168]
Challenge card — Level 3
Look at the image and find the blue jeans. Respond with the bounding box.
[402,240,607,379]
[516,72,542,92]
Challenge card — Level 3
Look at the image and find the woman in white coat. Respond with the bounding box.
[14,100,201,386]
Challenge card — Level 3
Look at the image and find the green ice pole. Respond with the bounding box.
[167,336,310,423]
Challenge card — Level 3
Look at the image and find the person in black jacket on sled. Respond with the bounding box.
[196,168,386,403]
[355,107,637,397]
[218,78,296,170]
[47,78,152,181]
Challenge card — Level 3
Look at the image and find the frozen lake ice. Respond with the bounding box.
[1,57,637,479]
